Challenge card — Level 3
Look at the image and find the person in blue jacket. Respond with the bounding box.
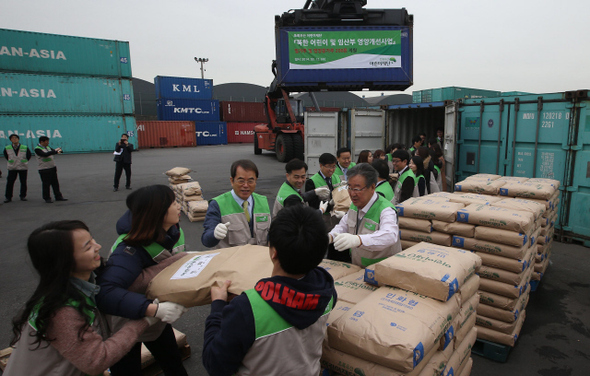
[202,204,337,376]
[96,185,189,376]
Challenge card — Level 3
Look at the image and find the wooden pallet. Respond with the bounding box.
[471,338,512,362]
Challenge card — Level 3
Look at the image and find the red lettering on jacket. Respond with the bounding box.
[261,281,274,301]
[302,294,320,310]
[272,283,282,303]
[280,287,295,306]
[291,292,305,309]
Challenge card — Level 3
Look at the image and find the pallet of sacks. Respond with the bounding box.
[164,167,209,222]
[321,242,481,376]
[448,174,560,352]
[165,166,193,185]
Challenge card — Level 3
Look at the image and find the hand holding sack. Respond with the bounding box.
[315,187,330,200]
[153,298,188,324]
[319,200,329,214]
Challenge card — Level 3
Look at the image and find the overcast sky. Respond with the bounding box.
[2,0,589,97]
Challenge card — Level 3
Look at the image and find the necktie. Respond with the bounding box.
[243,200,250,222]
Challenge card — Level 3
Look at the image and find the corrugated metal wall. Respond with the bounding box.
[136,120,196,149]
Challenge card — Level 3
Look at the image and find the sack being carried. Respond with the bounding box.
[332,184,351,212]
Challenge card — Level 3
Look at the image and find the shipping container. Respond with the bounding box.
[157,98,219,122]
[412,87,501,103]
[0,28,132,78]
[0,114,136,153]
[275,25,413,92]
[154,76,213,100]
[136,120,196,149]
[195,121,227,145]
[305,106,341,112]
[226,122,258,143]
[0,72,134,114]
[220,101,267,122]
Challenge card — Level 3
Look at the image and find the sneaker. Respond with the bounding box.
[20,197,27,201]
[3,198,11,203]
[45,199,54,203]
[55,198,68,202]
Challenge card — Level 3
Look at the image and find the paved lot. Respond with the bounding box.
[0,144,588,375]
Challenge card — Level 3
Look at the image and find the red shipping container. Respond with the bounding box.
[220,101,267,122]
[227,122,260,144]
[136,120,196,149]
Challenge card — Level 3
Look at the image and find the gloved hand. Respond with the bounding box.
[332,210,345,219]
[214,222,231,240]
[315,187,330,201]
[319,200,329,214]
[153,298,189,324]
[329,199,335,206]
[333,233,362,251]
[328,234,334,244]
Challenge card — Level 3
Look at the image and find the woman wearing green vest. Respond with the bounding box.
[5,220,157,376]
[372,159,395,203]
[96,185,189,376]
[410,155,427,196]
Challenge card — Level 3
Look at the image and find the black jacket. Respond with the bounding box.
[115,141,133,164]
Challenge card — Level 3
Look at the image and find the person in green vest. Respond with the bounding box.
[203,205,337,376]
[334,147,356,181]
[96,185,190,375]
[272,158,329,218]
[410,155,427,197]
[305,153,341,226]
[202,159,271,249]
[328,163,401,267]
[391,149,417,205]
[372,159,395,203]
[4,134,32,203]
[385,143,404,173]
[408,135,422,156]
[5,220,159,376]
[34,136,67,203]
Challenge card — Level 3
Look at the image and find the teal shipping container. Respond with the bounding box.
[455,90,590,243]
[0,114,136,153]
[413,87,501,103]
[0,73,134,114]
[0,28,132,78]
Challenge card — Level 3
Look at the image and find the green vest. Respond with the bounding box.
[212,191,271,249]
[5,144,29,170]
[346,195,401,267]
[333,162,356,179]
[375,180,395,203]
[310,173,340,190]
[394,167,416,205]
[239,288,333,375]
[29,294,96,331]
[35,145,56,170]
[387,153,392,162]
[111,229,186,263]
[272,182,303,218]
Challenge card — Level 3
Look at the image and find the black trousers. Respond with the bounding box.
[327,243,352,263]
[109,324,188,376]
[114,162,132,188]
[5,170,27,199]
[38,167,63,200]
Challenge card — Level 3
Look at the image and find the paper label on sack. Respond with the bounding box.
[171,253,220,280]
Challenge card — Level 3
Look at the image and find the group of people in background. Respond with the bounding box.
[4,128,447,376]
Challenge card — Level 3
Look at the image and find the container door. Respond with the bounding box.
[350,109,386,161]
[304,111,339,174]
[561,97,590,241]
[444,102,458,188]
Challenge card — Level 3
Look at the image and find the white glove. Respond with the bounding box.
[143,315,160,326]
[315,187,330,201]
[332,210,345,219]
[319,200,329,214]
[333,233,361,251]
[214,222,231,240]
[154,299,188,324]
[329,199,335,206]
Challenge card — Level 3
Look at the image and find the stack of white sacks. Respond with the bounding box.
[165,167,209,222]
[393,174,558,348]
[321,243,481,376]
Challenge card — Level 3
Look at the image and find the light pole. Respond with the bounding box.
[194,57,209,79]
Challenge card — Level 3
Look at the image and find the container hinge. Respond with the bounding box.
[456,139,464,145]
[566,186,578,192]
[503,159,511,165]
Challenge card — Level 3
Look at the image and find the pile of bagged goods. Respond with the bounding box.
[165,167,209,222]
[395,173,559,349]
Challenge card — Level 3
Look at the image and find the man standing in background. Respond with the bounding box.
[334,147,356,182]
[4,134,31,203]
[113,133,134,192]
[35,136,67,203]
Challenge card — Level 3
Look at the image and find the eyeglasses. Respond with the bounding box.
[321,164,336,170]
[346,185,369,193]
[235,178,256,185]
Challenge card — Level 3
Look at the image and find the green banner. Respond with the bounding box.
[288,30,402,70]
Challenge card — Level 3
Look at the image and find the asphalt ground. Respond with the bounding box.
[0,144,588,375]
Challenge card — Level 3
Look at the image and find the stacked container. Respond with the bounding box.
[220,101,267,144]
[0,28,136,153]
[155,76,226,146]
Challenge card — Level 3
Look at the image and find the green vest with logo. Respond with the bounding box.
[333,162,356,179]
[375,180,395,203]
[236,288,333,375]
[346,195,401,267]
[212,191,271,249]
[110,228,186,263]
[272,182,303,218]
[5,144,29,170]
[394,167,416,205]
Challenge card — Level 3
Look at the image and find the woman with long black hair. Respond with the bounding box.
[96,185,189,376]
[409,155,427,196]
[5,220,156,376]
